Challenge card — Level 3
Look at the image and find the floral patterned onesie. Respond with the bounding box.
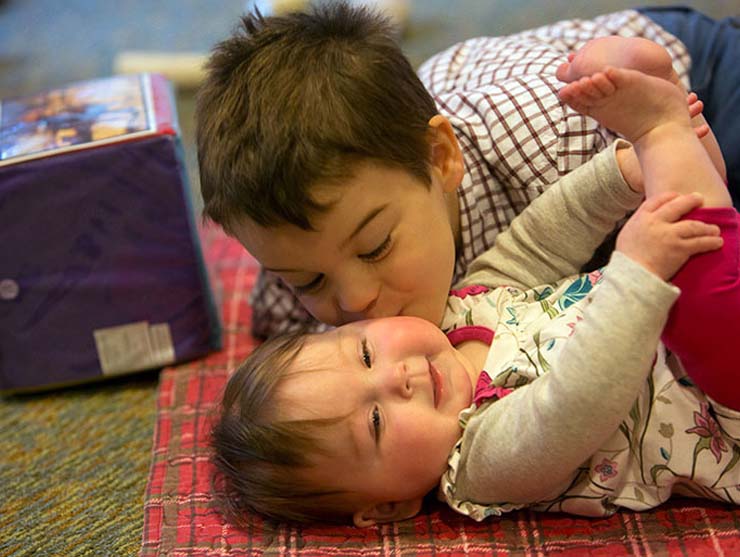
[440,267,740,520]
[435,143,740,520]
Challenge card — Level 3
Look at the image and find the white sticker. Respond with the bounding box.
[93,321,176,376]
[148,322,176,366]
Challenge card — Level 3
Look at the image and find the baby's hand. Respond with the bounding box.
[616,192,723,280]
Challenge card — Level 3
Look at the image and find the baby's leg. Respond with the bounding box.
[559,67,731,208]
[561,68,739,410]
[557,36,726,183]
[556,36,675,83]
[662,208,740,410]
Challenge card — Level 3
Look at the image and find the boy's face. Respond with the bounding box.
[274,317,478,526]
[234,158,459,327]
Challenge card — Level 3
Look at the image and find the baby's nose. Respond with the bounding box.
[382,361,412,398]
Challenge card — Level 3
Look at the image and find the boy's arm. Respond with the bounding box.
[459,141,643,290]
[449,252,679,508]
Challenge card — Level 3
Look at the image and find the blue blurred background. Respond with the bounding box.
[1,0,736,211]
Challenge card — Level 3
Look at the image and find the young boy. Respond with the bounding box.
[210,44,739,526]
[196,3,736,338]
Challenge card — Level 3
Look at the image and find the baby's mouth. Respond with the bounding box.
[428,360,443,408]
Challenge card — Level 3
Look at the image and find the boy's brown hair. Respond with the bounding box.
[210,332,355,524]
[196,1,438,233]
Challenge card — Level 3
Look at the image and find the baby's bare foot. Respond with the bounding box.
[558,66,690,143]
[556,36,678,85]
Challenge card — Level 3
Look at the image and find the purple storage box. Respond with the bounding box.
[0,74,221,392]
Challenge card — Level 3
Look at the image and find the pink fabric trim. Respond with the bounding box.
[446,325,494,347]
[448,284,491,299]
[474,370,513,407]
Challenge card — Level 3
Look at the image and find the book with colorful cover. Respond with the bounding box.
[0,74,221,393]
[0,73,170,165]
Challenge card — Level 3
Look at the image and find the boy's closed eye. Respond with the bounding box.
[288,234,394,296]
[359,234,393,262]
[293,274,325,295]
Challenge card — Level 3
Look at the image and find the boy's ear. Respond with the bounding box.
[352,498,424,528]
[427,114,464,194]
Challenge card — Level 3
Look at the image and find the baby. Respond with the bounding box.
[210,40,739,525]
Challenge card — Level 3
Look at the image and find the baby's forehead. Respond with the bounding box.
[276,351,359,418]
[296,324,363,365]
[273,376,361,460]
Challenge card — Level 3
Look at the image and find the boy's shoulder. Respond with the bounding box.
[419,9,689,94]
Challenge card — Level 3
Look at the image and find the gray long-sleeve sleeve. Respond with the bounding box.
[458,140,643,291]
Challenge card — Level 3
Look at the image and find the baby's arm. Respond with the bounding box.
[460,141,642,290]
[452,253,679,506]
[453,190,721,506]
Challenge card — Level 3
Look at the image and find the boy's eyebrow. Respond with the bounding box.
[339,204,389,250]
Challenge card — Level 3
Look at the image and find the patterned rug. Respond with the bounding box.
[140,227,740,557]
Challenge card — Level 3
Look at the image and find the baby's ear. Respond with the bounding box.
[352,498,423,527]
[427,114,464,193]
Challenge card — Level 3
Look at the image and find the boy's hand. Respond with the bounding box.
[616,192,723,280]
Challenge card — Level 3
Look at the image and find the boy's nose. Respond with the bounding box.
[335,277,380,319]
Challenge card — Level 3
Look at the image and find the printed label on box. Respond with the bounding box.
[93,321,176,376]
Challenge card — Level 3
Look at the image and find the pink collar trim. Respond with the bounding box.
[446,325,494,347]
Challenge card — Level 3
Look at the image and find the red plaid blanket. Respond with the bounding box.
[140,228,740,557]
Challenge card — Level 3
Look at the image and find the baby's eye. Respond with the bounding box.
[371,406,381,442]
[361,339,372,368]
[292,274,325,296]
[359,234,392,262]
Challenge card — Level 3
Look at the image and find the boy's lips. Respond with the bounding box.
[428,360,443,408]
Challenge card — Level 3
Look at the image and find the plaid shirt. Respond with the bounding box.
[249,9,690,339]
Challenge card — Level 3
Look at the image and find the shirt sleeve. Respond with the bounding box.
[458,140,642,290]
[451,252,680,506]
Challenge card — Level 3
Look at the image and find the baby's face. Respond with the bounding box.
[274,316,477,525]
[233,159,458,327]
